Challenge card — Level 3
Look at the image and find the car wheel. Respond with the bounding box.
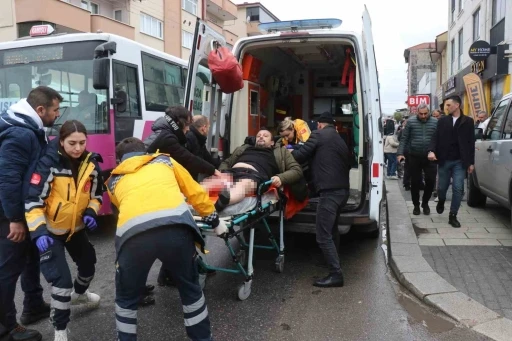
[467,173,487,208]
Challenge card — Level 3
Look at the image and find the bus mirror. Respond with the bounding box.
[112,90,127,113]
[93,58,110,90]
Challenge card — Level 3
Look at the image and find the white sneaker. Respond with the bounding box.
[54,329,68,341]
[71,290,100,307]
[434,197,439,202]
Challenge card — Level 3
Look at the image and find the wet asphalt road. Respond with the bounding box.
[8,213,492,341]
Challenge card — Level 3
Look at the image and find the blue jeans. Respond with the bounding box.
[385,153,397,176]
[437,160,465,214]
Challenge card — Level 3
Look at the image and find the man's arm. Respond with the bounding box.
[397,123,411,156]
[428,121,440,155]
[291,132,319,164]
[0,130,31,222]
[277,148,303,185]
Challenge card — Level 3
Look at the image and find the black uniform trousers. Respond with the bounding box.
[115,225,211,341]
[408,154,437,207]
[0,218,45,331]
[39,229,96,330]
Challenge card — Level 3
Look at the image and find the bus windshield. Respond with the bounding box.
[0,41,108,135]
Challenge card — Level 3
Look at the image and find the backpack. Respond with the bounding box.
[208,46,244,94]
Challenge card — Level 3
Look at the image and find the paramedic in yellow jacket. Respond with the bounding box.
[277,117,311,150]
[25,120,103,341]
[106,137,227,341]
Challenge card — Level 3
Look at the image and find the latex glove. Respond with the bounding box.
[83,215,98,231]
[214,219,228,236]
[36,235,54,253]
[285,144,294,150]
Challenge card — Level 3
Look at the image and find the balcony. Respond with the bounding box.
[206,0,237,21]
[16,0,91,33]
[91,15,134,40]
[223,29,238,46]
[246,20,262,36]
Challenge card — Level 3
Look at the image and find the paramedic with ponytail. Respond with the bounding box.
[25,120,103,341]
[277,117,312,150]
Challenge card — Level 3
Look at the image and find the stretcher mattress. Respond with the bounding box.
[190,191,279,218]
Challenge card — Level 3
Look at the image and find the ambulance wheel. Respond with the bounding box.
[199,273,207,291]
[275,255,284,273]
[237,280,252,301]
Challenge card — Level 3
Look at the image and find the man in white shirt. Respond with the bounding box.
[476,111,489,133]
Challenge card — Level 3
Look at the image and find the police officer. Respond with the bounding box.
[25,120,103,341]
[291,112,350,287]
[106,137,227,341]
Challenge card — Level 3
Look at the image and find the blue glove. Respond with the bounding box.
[83,215,98,231]
[36,235,54,253]
[285,144,294,150]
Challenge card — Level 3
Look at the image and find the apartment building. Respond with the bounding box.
[443,0,510,113]
[430,31,448,107]
[403,42,436,96]
[0,0,241,61]
[223,2,279,39]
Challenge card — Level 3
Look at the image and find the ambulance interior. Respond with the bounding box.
[230,39,364,208]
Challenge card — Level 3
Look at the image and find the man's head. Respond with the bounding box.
[165,106,192,133]
[416,104,430,122]
[317,111,334,130]
[432,109,441,119]
[477,111,488,122]
[115,137,146,161]
[444,95,462,115]
[255,128,274,148]
[26,86,63,127]
[192,115,209,136]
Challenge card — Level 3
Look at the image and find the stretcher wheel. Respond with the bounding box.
[199,273,207,291]
[237,280,252,301]
[275,255,285,273]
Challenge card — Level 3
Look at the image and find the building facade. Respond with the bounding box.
[418,72,438,109]
[430,31,448,109]
[442,0,510,115]
[0,0,244,61]
[404,42,436,96]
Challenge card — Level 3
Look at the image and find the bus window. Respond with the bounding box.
[142,53,184,111]
[113,62,141,117]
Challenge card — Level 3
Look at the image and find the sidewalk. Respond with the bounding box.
[386,179,512,341]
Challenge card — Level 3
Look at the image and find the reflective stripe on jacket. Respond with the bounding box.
[25,141,103,241]
[106,153,218,252]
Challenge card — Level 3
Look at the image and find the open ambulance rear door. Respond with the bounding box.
[362,6,384,226]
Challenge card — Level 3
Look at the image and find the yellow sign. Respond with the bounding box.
[463,72,487,120]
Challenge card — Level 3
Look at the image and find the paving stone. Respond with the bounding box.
[466,232,512,240]
[436,227,469,233]
[487,227,512,233]
[391,255,433,274]
[439,232,469,239]
[425,292,500,327]
[390,242,422,256]
[432,217,478,223]
[389,229,418,244]
[499,240,512,246]
[472,318,512,341]
[443,239,502,246]
[418,239,445,246]
[400,272,457,299]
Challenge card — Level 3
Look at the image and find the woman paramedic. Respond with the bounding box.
[25,120,103,341]
[277,117,312,150]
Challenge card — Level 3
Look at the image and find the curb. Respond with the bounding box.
[386,180,512,341]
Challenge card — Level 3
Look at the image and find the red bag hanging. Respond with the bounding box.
[207,46,244,94]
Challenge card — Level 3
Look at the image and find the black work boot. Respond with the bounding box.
[214,189,230,212]
[138,294,155,307]
[313,272,344,288]
[422,203,430,215]
[8,324,41,341]
[157,268,175,287]
[19,302,50,326]
[413,205,421,215]
[449,213,461,228]
[436,200,445,214]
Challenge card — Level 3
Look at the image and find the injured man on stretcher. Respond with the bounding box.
[201,128,304,212]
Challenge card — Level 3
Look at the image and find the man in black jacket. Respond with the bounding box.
[292,112,350,288]
[428,95,475,228]
[397,104,438,215]
[186,115,220,181]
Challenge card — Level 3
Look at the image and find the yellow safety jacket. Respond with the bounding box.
[105,152,218,252]
[25,143,103,241]
[281,119,311,147]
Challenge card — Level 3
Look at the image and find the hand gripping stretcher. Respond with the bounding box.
[193,180,287,301]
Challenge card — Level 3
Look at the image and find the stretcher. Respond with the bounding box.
[192,180,287,301]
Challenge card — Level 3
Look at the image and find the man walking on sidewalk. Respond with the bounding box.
[428,95,475,228]
[397,104,438,216]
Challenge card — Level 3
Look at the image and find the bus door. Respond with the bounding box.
[184,19,226,158]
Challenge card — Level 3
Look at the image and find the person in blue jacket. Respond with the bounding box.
[0,86,63,341]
